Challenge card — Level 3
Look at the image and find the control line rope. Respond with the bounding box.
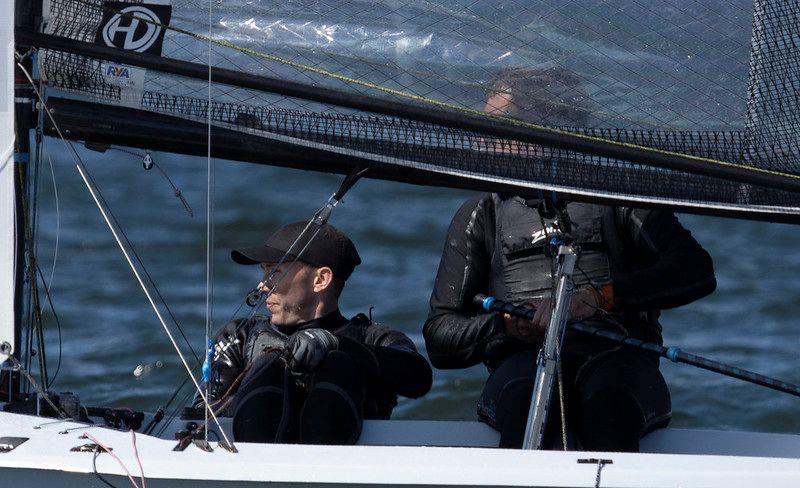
[204,0,215,446]
[16,61,235,450]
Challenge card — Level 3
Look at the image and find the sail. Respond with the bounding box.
[23,0,800,221]
[1,0,16,355]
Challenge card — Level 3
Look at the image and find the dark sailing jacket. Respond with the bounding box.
[424,194,717,371]
[202,310,432,419]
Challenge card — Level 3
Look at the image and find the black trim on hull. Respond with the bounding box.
[43,97,800,224]
[17,29,800,196]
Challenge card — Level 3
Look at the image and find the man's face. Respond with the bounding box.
[483,87,533,154]
[483,88,537,155]
[258,261,318,327]
[484,87,516,118]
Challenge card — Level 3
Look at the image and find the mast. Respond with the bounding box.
[0,0,17,386]
[2,0,43,395]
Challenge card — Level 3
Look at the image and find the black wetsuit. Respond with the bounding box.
[424,194,716,451]
[198,310,432,444]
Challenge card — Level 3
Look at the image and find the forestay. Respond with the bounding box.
[29,0,800,221]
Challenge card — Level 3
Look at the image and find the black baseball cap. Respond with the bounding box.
[231,221,362,280]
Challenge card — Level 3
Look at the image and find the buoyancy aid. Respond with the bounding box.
[489,194,612,304]
[203,312,404,419]
[219,313,376,368]
[488,194,663,346]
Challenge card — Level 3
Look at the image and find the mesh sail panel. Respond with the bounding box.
[745,1,800,173]
[37,0,800,219]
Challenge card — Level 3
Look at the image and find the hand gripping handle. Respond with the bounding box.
[473,294,536,320]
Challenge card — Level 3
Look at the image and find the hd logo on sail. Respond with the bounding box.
[95,2,172,55]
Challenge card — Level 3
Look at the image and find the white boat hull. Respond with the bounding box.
[1,410,799,487]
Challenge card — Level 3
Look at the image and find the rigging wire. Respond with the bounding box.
[79,143,194,217]
[38,144,200,366]
[204,0,215,444]
[67,143,202,367]
[35,263,62,389]
[11,68,48,389]
[30,96,43,298]
[16,60,234,451]
[155,386,196,439]
[44,149,60,292]
[29,76,200,369]
[15,132,48,389]
[73,145,202,365]
[4,354,67,418]
[130,430,147,488]
[48,147,201,367]
[142,373,191,436]
[83,432,141,488]
[93,448,122,488]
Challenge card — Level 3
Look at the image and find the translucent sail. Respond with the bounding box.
[31,0,800,220]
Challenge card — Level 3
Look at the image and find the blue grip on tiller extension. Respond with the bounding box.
[473,294,536,320]
[202,339,214,383]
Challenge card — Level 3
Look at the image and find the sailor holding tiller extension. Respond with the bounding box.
[423,67,717,452]
[195,221,432,444]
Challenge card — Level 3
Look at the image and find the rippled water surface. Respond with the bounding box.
[23,139,799,436]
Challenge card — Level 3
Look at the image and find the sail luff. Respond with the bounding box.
[17,29,800,196]
[1,0,17,359]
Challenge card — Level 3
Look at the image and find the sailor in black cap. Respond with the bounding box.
[197,221,432,444]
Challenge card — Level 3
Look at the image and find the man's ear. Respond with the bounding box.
[312,266,335,293]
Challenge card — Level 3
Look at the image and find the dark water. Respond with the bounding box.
[28,139,800,435]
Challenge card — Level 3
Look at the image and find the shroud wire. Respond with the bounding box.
[16,60,235,450]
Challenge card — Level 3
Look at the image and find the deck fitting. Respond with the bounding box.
[0,437,28,453]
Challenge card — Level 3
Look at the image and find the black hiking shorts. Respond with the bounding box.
[477,346,671,450]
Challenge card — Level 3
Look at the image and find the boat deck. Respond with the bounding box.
[1,410,800,487]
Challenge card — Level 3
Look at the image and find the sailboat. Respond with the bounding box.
[2,0,800,486]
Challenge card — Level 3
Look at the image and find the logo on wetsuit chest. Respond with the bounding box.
[531,224,559,245]
[213,337,240,361]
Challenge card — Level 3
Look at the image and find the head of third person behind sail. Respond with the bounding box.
[482,66,591,154]
[231,221,361,327]
[485,66,590,124]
